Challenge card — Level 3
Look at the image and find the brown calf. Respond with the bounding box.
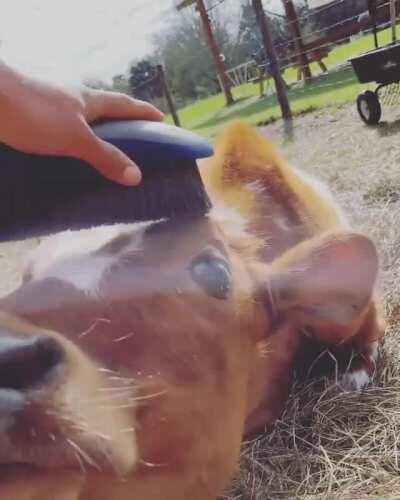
[0,122,384,499]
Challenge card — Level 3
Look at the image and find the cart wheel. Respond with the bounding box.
[357,91,382,125]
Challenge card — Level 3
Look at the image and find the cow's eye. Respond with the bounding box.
[190,254,231,299]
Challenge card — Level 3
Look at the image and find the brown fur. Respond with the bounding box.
[0,122,384,499]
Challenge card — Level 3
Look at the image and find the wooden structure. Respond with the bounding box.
[131,65,181,126]
[292,46,330,81]
[177,0,234,106]
[283,0,312,81]
[157,65,181,127]
[306,0,399,52]
[308,0,335,8]
[252,0,292,119]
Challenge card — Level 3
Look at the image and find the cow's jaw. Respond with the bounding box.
[0,313,138,479]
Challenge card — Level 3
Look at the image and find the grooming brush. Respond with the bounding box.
[0,120,213,242]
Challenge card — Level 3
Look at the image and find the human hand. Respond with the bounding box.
[0,64,164,185]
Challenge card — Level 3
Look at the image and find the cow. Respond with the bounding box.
[0,122,384,500]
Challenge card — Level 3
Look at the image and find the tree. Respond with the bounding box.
[153,6,238,106]
[128,60,162,102]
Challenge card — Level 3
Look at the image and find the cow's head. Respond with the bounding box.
[0,123,378,500]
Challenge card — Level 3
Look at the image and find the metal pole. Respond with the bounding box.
[252,0,292,120]
[390,0,397,42]
[368,0,379,49]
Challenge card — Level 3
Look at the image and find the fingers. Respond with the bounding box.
[85,89,164,123]
[74,89,164,185]
[79,128,142,186]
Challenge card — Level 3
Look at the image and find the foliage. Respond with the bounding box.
[152,8,227,106]
[128,60,162,102]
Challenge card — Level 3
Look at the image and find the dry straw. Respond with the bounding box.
[225,105,400,500]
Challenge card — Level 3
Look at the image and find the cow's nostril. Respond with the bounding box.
[0,335,64,391]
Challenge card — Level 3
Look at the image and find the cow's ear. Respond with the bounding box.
[264,232,378,342]
[201,121,284,216]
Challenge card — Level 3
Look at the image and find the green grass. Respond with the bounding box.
[166,25,397,139]
[171,67,369,138]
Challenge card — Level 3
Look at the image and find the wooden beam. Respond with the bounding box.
[306,2,392,52]
[282,0,312,82]
[194,0,234,106]
[157,65,181,127]
[252,0,292,120]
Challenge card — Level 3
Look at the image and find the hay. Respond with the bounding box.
[226,104,400,500]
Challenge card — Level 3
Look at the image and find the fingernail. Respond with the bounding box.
[122,165,141,185]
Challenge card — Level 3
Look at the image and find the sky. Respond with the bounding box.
[0,0,283,84]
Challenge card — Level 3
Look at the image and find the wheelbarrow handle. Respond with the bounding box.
[368,0,379,49]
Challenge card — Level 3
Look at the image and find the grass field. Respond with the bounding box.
[168,25,397,139]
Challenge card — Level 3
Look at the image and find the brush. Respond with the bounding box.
[0,120,213,242]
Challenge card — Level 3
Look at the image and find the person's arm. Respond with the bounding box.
[0,62,164,185]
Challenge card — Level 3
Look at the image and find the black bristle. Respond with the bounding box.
[0,143,211,242]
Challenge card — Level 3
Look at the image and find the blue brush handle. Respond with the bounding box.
[92,120,213,170]
[0,120,213,181]
[0,120,213,241]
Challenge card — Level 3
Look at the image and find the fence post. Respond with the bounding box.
[157,65,181,127]
[251,0,292,120]
[195,0,234,106]
[282,0,312,82]
[390,0,397,42]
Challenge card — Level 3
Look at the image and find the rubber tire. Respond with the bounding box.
[357,91,382,125]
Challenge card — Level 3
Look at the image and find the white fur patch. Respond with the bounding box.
[294,168,349,227]
[45,254,115,296]
[341,369,371,392]
[209,204,249,240]
[370,341,379,363]
[245,180,266,196]
[26,221,160,295]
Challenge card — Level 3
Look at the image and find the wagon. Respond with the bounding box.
[349,0,399,124]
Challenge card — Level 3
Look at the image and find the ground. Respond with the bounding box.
[225,104,400,500]
[167,26,399,139]
[1,103,400,499]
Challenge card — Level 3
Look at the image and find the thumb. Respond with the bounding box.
[80,133,142,186]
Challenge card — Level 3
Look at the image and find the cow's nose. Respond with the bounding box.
[0,333,64,392]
